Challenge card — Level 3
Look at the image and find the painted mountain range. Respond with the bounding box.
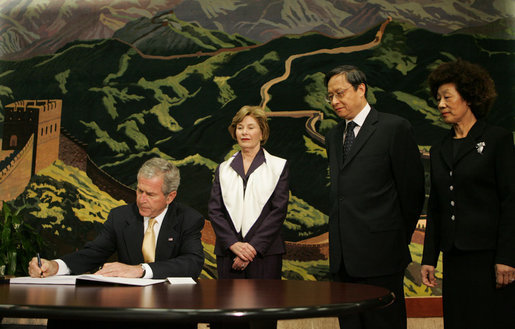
[1,0,513,60]
[0,1,513,289]
[1,12,513,240]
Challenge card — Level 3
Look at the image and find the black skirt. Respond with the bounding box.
[442,247,515,329]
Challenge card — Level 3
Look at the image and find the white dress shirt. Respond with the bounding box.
[343,103,371,143]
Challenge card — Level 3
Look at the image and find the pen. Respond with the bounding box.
[37,253,42,277]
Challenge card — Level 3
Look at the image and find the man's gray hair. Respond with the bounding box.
[137,157,180,195]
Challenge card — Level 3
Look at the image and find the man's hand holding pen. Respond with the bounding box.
[28,256,58,278]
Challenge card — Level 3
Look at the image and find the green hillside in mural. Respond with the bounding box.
[0,13,513,290]
[8,161,125,256]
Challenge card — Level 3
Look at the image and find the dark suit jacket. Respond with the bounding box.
[422,120,515,267]
[208,149,289,258]
[61,201,205,279]
[325,107,425,277]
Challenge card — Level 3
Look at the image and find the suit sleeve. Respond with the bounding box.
[248,163,290,255]
[494,131,515,267]
[208,166,240,251]
[61,211,118,274]
[389,119,426,243]
[150,207,205,279]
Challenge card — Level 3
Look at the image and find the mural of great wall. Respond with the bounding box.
[1,100,61,201]
[0,99,330,261]
[0,99,134,204]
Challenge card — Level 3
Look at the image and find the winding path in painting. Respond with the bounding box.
[116,17,394,147]
[259,17,392,146]
[259,17,392,110]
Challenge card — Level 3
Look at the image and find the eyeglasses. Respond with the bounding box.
[325,86,352,103]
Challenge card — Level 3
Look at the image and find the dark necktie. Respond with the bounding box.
[343,121,357,161]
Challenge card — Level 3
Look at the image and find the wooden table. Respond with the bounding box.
[0,279,394,327]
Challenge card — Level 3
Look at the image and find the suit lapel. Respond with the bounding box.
[440,120,487,169]
[155,203,178,261]
[123,204,145,264]
[453,120,487,165]
[332,121,346,169]
[440,133,453,170]
[342,108,378,169]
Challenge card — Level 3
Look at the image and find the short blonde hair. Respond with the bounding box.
[228,106,270,145]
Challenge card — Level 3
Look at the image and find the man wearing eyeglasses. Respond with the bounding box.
[324,65,425,329]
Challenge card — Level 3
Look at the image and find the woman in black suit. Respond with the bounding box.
[421,60,515,328]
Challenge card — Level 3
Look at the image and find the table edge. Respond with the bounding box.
[0,291,394,322]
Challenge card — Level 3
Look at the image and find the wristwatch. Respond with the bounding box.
[140,264,146,278]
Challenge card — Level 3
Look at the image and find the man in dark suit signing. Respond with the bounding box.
[28,157,205,280]
[324,65,425,329]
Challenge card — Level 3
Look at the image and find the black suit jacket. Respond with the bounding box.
[61,201,205,279]
[325,107,425,277]
[422,120,515,267]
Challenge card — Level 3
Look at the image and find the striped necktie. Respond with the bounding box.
[343,121,357,161]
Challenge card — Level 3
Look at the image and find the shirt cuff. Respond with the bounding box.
[54,259,71,275]
[141,263,153,279]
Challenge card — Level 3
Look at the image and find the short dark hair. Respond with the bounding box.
[228,106,270,145]
[324,65,368,97]
[428,59,497,119]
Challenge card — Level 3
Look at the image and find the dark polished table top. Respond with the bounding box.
[0,279,394,323]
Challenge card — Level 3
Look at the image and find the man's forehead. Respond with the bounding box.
[137,175,164,189]
[328,73,350,86]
